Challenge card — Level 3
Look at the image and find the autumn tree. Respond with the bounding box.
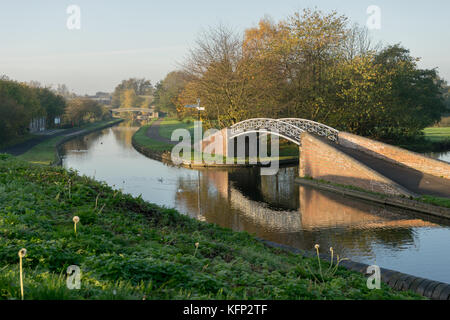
[120,89,139,109]
[111,78,153,108]
[173,8,446,142]
[179,24,283,128]
[64,99,105,126]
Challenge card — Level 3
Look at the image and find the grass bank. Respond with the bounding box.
[0,155,420,300]
[399,127,450,152]
[423,127,450,142]
[16,119,123,165]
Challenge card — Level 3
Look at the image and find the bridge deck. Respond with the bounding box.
[335,144,450,198]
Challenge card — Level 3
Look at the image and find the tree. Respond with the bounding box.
[173,8,447,143]
[64,99,104,126]
[0,92,28,141]
[36,88,66,128]
[154,71,190,116]
[111,78,153,108]
[120,89,139,109]
[179,24,283,128]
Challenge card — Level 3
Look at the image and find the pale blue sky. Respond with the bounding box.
[0,0,449,94]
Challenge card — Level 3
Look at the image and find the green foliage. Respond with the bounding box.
[153,71,190,116]
[0,79,67,142]
[63,98,110,127]
[0,156,423,300]
[416,195,450,209]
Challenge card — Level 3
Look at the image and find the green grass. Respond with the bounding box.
[16,120,122,165]
[132,121,174,153]
[16,136,63,165]
[416,195,450,209]
[0,155,421,300]
[423,127,450,142]
[158,118,196,141]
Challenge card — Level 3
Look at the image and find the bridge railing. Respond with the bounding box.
[280,118,339,142]
[229,118,305,145]
[229,118,339,145]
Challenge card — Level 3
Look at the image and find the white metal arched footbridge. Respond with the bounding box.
[229,118,339,146]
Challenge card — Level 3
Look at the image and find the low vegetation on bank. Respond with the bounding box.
[0,155,421,300]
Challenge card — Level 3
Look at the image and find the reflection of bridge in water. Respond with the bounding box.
[176,169,437,236]
[204,117,450,199]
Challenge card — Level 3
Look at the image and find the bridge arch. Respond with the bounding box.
[229,118,339,146]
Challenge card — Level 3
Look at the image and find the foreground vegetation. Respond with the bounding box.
[0,155,421,300]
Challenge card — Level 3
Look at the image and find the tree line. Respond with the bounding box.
[111,78,154,109]
[154,9,448,143]
[0,77,110,142]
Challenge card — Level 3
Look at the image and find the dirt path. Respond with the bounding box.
[145,120,177,145]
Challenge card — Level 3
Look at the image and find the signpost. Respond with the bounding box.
[184,99,204,121]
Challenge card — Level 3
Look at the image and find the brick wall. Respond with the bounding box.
[339,132,450,180]
[299,133,413,196]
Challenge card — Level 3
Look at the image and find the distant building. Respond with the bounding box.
[29,117,46,133]
[84,92,112,105]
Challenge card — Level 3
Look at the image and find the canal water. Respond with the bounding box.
[60,122,450,284]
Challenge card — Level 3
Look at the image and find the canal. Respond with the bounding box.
[60,121,450,284]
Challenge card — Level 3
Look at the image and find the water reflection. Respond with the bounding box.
[427,151,450,164]
[61,122,450,284]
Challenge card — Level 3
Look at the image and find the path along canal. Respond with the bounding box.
[60,122,450,284]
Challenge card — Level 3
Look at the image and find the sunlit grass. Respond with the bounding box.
[423,127,450,142]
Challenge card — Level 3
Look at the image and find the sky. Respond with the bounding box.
[0,0,449,95]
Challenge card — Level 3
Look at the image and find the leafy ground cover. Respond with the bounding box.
[0,155,420,300]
